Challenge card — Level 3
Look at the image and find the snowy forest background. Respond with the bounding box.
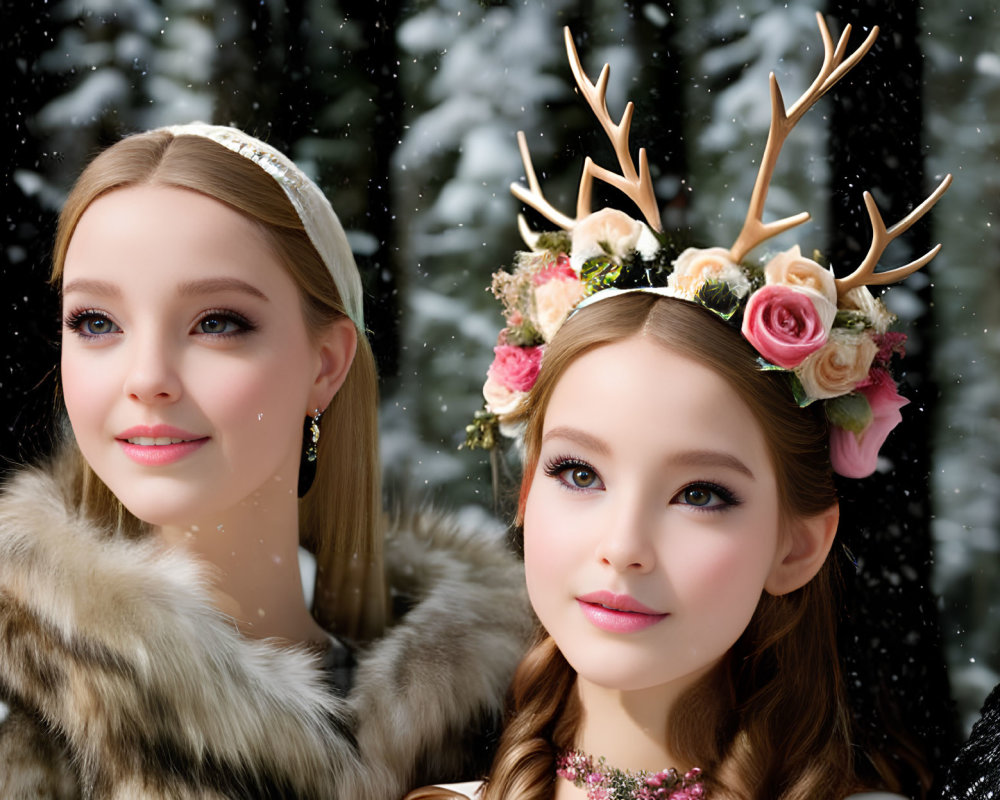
[2,0,997,742]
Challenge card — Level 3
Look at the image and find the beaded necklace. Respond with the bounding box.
[556,749,706,799]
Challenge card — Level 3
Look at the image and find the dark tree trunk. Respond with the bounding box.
[826,0,959,789]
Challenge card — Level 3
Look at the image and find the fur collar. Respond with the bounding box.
[0,463,531,799]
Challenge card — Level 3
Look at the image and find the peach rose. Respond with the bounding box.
[829,370,909,478]
[570,208,643,273]
[668,247,750,300]
[763,245,837,306]
[741,284,836,369]
[532,276,586,342]
[795,328,879,401]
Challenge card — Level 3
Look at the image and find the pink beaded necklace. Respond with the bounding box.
[556,749,706,799]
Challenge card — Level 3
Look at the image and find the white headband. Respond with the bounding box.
[158,123,365,330]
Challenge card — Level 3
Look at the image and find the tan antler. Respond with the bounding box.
[563,27,662,232]
[729,13,879,263]
[510,26,662,240]
[510,130,576,232]
[834,174,953,296]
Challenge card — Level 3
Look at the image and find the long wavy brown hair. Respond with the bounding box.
[482,293,923,800]
[50,131,386,641]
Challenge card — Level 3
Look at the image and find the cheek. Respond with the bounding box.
[61,349,110,437]
[198,353,312,442]
[666,525,778,616]
[522,484,573,606]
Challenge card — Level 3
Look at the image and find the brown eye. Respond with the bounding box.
[568,467,597,488]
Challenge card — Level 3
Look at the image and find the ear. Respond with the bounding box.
[306,317,357,414]
[764,503,839,596]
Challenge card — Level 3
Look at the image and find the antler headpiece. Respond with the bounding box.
[467,15,951,479]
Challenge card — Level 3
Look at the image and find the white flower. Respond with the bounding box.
[668,247,751,300]
[570,208,643,273]
[839,285,895,333]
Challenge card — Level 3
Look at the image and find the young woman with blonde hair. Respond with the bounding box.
[0,124,530,798]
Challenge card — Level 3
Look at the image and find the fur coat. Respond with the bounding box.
[0,462,532,799]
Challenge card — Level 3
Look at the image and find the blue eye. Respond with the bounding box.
[65,311,120,338]
[194,311,255,336]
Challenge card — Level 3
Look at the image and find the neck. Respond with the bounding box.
[158,474,328,646]
[572,676,698,774]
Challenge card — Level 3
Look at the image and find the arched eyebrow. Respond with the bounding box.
[542,427,755,480]
[541,426,610,457]
[177,278,268,300]
[61,278,119,297]
[668,450,755,480]
[62,277,269,301]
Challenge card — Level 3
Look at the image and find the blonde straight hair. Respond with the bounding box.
[51,131,386,641]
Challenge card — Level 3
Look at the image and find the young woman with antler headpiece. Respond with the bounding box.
[408,13,950,800]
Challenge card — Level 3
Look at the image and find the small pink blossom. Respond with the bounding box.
[533,254,575,284]
[741,284,836,369]
[873,331,907,367]
[829,369,909,478]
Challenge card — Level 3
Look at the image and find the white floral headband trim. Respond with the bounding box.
[465,17,951,480]
[159,123,365,330]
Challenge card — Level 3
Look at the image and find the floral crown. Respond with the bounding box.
[465,16,951,479]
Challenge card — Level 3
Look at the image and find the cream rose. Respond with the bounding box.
[483,375,526,417]
[668,247,750,300]
[839,285,895,333]
[795,328,879,400]
[532,276,586,341]
[570,208,643,273]
[764,245,837,306]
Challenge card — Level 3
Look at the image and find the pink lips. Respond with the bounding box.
[576,591,668,633]
[116,425,209,466]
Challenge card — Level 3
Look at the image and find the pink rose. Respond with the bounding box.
[741,284,836,369]
[486,344,543,393]
[829,370,909,478]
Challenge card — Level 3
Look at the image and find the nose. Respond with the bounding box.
[121,331,182,404]
[595,497,657,573]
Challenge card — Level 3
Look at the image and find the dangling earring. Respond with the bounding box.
[297,408,323,498]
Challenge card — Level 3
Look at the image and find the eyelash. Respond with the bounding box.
[673,481,742,512]
[62,308,257,340]
[541,456,741,511]
[543,456,602,493]
[193,309,257,338]
[63,309,119,339]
